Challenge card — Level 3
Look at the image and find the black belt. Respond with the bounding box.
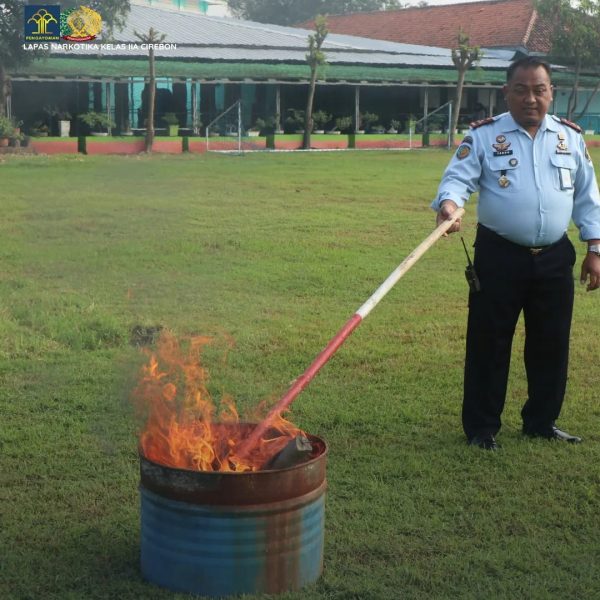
[477,224,566,256]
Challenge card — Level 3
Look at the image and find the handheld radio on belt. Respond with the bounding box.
[461,237,481,293]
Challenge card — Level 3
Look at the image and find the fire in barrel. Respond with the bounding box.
[133,332,327,597]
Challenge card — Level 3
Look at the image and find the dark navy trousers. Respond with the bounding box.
[462,225,576,440]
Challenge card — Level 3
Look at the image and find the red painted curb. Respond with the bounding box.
[86,140,146,154]
[30,140,78,154]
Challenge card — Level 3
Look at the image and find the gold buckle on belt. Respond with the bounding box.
[529,247,543,255]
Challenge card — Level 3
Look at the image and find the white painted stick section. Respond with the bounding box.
[356,207,465,319]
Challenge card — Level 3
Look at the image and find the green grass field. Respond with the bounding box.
[1,150,600,599]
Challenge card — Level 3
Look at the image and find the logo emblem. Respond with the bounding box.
[492,141,511,153]
[456,144,471,160]
[498,175,510,188]
[509,158,518,167]
[24,5,60,41]
[492,140,513,156]
[61,6,102,42]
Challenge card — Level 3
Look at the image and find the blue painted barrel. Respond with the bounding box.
[139,433,327,596]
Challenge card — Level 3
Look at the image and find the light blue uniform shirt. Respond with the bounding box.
[432,112,600,246]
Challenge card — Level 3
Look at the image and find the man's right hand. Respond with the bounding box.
[437,200,461,235]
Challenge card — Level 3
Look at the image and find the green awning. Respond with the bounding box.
[12,56,593,89]
[14,56,506,85]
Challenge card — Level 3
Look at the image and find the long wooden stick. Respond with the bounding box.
[236,208,465,459]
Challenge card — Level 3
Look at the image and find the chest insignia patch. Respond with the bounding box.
[456,144,471,160]
[556,140,571,155]
[509,158,518,167]
[493,140,512,156]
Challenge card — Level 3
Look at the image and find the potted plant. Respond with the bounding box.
[426,114,444,133]
[283,109,304,134]
[78,111,115,136]
[312,110,330,134]
[0,115,15,146]
[44,105,72,136]
[334,116,352,134]
[247,118,265,137]
[388,119,400,134]
[30,121,49,137]
[360,112,378,133]
[162,112,180,136]
[57,110,72,137]
[260,116,277,135]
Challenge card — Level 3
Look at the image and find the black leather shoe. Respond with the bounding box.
[523,426,582,444]
[468,435,499,450]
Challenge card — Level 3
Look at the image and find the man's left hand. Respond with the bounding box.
[580,254,600,291]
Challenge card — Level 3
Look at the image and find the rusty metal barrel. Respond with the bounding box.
[139,433,327,597]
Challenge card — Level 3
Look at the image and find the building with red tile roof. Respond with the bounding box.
[301,0,551,53]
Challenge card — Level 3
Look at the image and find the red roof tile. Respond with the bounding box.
[301,0,550,53]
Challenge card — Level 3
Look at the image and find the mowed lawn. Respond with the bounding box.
[1,149,600,600]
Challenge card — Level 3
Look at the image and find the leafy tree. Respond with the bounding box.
[0,1,130,117]
[227,0,401,25]
[135,27,167,152]
[303,15,328,149]
[450,29,481,146]
[0,2,31,117]
[536,0,600,120]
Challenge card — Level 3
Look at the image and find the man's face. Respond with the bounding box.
[503,66,553,130]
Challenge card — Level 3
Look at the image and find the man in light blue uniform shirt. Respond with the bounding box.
[433,56,600,450]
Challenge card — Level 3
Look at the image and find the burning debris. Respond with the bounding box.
[132,330,312,473]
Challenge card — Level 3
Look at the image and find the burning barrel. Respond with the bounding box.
[139,429,328,597]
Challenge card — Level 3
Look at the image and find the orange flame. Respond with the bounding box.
[133,331,304,472]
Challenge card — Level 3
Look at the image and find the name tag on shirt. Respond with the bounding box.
[559,167,573,190]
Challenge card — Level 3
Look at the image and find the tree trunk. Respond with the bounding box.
[146,47,156,152]
[303,67,318,150]
[450,68,466,147]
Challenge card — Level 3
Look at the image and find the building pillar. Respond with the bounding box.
[275,84,281,132]
[186,78,192,129]
[106,81,114,134]
[423,87,429,131]
[354,86,360,131]
[488,88,496,116]
[215,84,225,112]
[241,84,256,128]
[114,82,130,133]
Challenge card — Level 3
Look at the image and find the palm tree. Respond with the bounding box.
[134,27,167,152]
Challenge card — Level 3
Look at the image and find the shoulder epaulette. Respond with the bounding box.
[469,117,494,129]
[559,117,582,133]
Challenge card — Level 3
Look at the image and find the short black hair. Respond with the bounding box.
[506,57,551,82]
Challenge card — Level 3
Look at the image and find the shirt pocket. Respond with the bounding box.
[549,154,577,192]
[486,155,520,188]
